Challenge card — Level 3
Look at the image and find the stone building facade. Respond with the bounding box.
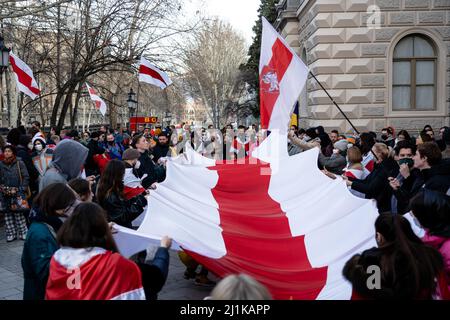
[275,0,450,133]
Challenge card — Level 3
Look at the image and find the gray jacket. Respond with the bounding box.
[39,140,88,191]
[0,158,29,189]
[319,152,346,175]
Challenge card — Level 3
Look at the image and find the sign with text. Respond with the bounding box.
[130,116,158,131]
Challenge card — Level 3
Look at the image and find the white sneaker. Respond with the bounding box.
[6,235,16,242]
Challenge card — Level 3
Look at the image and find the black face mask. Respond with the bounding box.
[108,141,114,145]
[381,134,388,140]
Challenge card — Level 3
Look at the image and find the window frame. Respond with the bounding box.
[392,35,437,111]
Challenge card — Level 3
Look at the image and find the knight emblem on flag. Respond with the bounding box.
[260,66,279,94]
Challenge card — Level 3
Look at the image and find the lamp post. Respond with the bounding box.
[127,88,137,133]
[0,36,11,126]
[0,36,10,74]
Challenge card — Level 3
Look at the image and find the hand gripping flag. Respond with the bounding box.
[118,132,379,300]
[9,52,41,100]
[259,17,308,131]
[139,57,172,89]
[86,83,107,116]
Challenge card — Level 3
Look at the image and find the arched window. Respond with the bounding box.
[392,34,436,110]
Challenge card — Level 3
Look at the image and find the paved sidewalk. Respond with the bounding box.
[0,225,216,300]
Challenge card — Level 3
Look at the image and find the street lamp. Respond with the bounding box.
[127,88,137,132]
[0,36,11,75]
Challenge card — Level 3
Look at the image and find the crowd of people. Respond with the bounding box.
[0,119,449,300]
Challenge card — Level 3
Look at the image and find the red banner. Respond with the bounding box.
[130,117,158,131]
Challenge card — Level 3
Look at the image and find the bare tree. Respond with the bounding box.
[2,0,202,129]
[0,0,72,19]
[181,18,248,128]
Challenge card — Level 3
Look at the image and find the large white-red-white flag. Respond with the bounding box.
[86,83,107,116]
[138,57,172,89]
[259,17,309,131]
[9,52,41,100]
[115,132,379,300]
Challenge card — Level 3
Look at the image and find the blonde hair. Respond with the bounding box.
[372,143,390,160]
[347,146,362,164]
[210,274,272,300]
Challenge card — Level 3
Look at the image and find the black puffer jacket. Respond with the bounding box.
[99,192,147,228]
[394,158,450,214]
[351,158,399,213]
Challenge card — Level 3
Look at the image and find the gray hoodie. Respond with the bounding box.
[39,140,88,191]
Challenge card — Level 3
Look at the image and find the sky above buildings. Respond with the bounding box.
[196,0,260,45]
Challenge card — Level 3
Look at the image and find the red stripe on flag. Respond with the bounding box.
[186,159,327,299]
[9,56,40,95]
[139,64,167,86]
[260,39,293,129]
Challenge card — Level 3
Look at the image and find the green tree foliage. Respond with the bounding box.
[240,0,278,117]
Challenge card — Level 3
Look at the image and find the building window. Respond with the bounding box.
[392,34,436,111]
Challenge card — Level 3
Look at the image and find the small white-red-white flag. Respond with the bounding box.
[259,17,309,131]
[86,83,107,116]
[9,52,41,100]
[138,57,172,89]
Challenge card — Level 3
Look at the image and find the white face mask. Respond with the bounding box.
[134,160,141,169]
[35,144,43,152]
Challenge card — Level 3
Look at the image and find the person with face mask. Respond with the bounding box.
[122,148,147,201]
[388,140,418,214]
[31,136,53,183]
[389,142,450,215]
[103,133,124,160]
[380,127,395,148]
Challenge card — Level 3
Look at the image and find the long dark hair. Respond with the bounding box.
[96,159,125,204]
[33,183,77,217]
[375,213,443,298]
[57,202,118,253]
[359,132,376,155]
[410,189,450,237]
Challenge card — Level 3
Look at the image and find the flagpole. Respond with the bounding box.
[308,71,382,163]
[309,71,360,135]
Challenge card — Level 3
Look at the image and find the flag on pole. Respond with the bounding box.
[259,17,308,131]
[9,52,41,100]
[86,83,107,116]
[138,57,172,89]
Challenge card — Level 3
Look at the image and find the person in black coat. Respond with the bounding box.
[152,131,171,163]
[85,131,106,176]
[131,134,164,189]
[97,160,147,228]
[390,142,450,214]
[344,143,399,213]
[16,135,39,194]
